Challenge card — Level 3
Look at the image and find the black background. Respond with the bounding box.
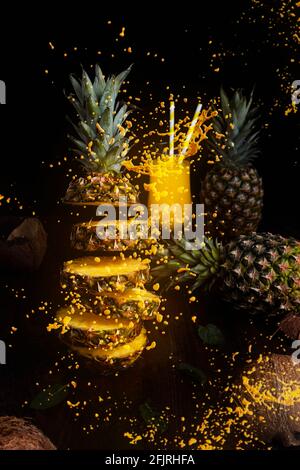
[0,0,299,456]
[0,1,299,233]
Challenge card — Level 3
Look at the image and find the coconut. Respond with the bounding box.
[235,354,300,447]
[0,416,56,450]
[279,313,300,340]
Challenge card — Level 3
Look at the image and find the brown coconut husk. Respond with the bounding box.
[0,416,56,450]
[0,218,47,272]
[236,354,300,447]
[279,314,300,340]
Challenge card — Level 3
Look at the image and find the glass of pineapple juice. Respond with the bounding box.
[147,156,192,226]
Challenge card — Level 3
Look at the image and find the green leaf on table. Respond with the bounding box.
[177,362,207,385]
[30,383,69,410]
[139,402,167,434]
[198,323,225,346]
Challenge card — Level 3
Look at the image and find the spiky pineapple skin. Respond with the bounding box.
[70,220,153,252]
[65,286,160,320]
[61,270,150,295]
[217,233,300,315]
[203,88,262,241]
[61,320,142,350]
[69,333,147,373]
[201,164,263,240]
[64,173,138,206]
[61,259,150,295]
[152,233,300,316]
[88,289,160,320]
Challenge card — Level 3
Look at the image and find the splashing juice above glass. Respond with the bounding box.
[123,105,217,225]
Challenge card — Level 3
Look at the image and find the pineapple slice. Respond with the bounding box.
[70,327,148,369]
[93,287,161,320]
[55,305,140,331]
[61,256,150,293]
[55,305,142,350]
[70,219,154,252]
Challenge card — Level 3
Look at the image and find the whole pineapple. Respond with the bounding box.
[201,89,263,240]
[64,64,138,206]
[151,233,300,316]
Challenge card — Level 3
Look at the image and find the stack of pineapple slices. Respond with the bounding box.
[59,251,160,371]
[56,65,160,371]
[55,298,148,370]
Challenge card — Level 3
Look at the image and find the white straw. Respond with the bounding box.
[169,101,175,157]
[181,102,202,156]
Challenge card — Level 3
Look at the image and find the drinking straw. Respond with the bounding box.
[169,100,175,157]
[180,102,202,160]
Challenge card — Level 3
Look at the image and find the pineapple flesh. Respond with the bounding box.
[201,89,263,240]
[58,64,160,370]
[71,328,147,369]
[62,256,151,294]
[56,306,142,350]
[86,287,160,320]
[62,285,160,321]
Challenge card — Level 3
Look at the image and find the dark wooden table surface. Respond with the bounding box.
[0,213,297,450]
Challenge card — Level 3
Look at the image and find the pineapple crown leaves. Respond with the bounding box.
[151,237,222,292]
[67,64,133,173]
[209,87,260,167]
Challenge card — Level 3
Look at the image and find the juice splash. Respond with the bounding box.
[123,107,217,217]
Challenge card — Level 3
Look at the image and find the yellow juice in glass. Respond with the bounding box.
[147,157,192,225]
